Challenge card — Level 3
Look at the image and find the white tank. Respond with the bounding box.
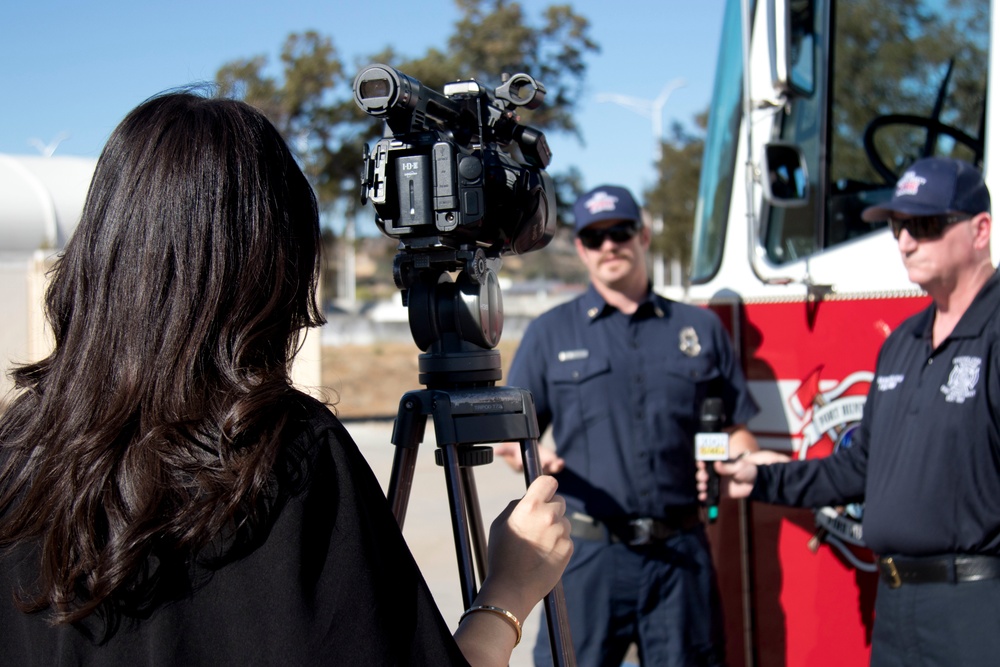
[0,154,95,253]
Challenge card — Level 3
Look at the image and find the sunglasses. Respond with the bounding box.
[578,221,640,249]
[888,215,968,241]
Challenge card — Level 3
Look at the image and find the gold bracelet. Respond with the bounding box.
[459,605,522,646]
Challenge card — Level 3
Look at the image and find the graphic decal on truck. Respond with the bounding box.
[790,366,875,568]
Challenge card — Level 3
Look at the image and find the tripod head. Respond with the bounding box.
[401,246,504,388]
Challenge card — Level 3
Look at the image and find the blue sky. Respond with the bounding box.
[2,0,725,205]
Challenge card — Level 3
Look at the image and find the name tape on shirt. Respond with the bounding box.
[558,349,589,362]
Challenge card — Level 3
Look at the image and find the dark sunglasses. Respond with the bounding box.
[578,221,640,249]
[888,215,968,241]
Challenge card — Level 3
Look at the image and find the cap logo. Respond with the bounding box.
[584,191,619,215]
[895,170,927,197]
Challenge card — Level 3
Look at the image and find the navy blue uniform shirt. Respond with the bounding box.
[508,285,758,519]
[754,269,1000,556]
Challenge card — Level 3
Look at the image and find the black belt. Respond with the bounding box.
[878,555,1000,588]
[569,509,701,546]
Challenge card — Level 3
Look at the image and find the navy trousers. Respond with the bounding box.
[532,526,724,667]
[870,577,1000,666]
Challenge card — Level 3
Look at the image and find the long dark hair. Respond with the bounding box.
[0,91,324,627]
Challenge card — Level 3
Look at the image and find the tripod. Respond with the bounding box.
[385,257,575,666]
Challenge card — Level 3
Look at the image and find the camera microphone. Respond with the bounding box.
[695,397,727,523]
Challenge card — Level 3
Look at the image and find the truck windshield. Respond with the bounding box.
[765,0,988,265]
[691,0,989,279]
[690,0,748,283]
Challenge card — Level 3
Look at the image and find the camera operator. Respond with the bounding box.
[0,90,572,667]
[495,185,759,666]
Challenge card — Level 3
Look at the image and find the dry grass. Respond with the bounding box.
[321,341,520,420]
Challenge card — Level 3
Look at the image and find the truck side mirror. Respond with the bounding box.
[762,142,809,207]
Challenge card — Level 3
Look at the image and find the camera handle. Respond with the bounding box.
[385,265,576,666]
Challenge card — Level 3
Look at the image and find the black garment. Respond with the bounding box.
[752,269,1000,556]
[0,394,468,666]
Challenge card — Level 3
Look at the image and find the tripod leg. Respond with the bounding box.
[387,446,419,528]
[387,384,576,665]
[521,437,577,667]
[460,466,489,582]
[439,443,481,609]
[387,391,430,529]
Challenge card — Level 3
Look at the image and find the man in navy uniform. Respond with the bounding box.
[718,157,1000,667]
[496,185,759,666]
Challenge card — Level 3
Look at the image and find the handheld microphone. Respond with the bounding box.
[695,397,727,523]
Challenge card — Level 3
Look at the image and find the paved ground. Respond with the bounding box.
[346,419,544,667]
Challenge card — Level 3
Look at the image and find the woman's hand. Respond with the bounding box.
[454,475,573,666]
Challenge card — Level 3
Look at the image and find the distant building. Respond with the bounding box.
[0,153,321,403]
[0,154,95,401]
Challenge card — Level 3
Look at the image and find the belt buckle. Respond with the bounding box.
[882,556,902,589]
[628,518,653,546]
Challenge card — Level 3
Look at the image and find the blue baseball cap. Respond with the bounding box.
[861,157,990,222]
[573,185,642,233]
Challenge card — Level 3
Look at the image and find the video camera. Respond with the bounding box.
[354,64,556,290]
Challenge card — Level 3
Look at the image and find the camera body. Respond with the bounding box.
[354,64,555,283]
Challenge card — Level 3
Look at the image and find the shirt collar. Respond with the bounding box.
[914,267,1000,340]
[947,267,1000,339]
[579,283,668,322]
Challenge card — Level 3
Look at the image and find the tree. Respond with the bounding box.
[216,0,597,218]
[216,31,356,211]
[215,0,598,298]
[643,113,707,283]
[829,0,988,184]
[430,0,596,137]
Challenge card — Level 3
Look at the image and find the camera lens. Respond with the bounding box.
[353,65,403,116]
[359,79,390,100]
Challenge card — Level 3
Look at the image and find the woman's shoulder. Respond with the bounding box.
[278,390,373,490]
[283,391,352,445]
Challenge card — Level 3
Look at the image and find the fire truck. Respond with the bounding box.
[690,0,993,664]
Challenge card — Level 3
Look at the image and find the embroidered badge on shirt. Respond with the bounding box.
[558,349,590,362]
[940,356,981,403]
[679,327,701,357]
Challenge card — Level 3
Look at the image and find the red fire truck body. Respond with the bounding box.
[689,0,995,664]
